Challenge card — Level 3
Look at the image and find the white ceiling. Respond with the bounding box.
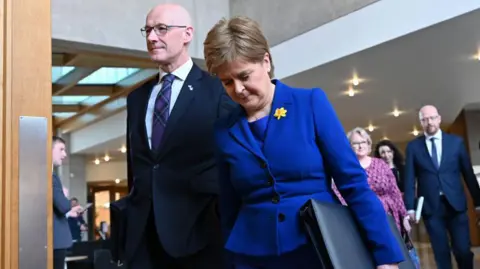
[283,8,480,142]
[74,8,480,160]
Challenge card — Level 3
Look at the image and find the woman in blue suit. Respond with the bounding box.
[203,16,404,269]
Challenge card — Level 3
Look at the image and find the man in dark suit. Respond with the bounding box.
[52,136,83,269]
[404,105,480,269]
[124,3,235,269]
[67,197,87,242]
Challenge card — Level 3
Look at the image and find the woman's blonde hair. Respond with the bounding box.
[203,16,274,78]
[347,127,372,146]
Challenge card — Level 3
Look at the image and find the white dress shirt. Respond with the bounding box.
[145,58,193,149]
[424,130,442,166]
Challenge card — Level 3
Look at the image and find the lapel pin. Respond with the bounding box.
[188,85,193,91]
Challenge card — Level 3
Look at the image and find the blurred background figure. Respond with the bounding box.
[374,140,406,193]
[404,105,480,269]
[334,128,410,234]
[67,197,87,242]
[52,136,83,269]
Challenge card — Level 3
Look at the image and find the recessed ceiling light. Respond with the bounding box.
[352,77,359,86]
[115,178,120,184]
[367,124,376,132]
[104,155,110,162]
[120,146,127,153]
[411,128,419,136]
[94,159,100,165]
[344,86,359,97]
[390,108,403,117]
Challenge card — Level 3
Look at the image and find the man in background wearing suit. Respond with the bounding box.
[52,136,83,269]
[124,3,235,269]
[404,105,480,269]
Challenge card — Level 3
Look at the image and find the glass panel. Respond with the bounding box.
[53,112,77,118]
[78,67,140,85]
[80,96,110,106]
[52,95,110,106]
[52,66,75,83]
[52,96,90,105]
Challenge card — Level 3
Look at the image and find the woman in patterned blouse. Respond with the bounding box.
[334,127,411,233]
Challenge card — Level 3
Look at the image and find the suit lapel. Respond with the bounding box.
[138,76,158,157]
[228,107,265,160]
[156,65,201,158]
[263,80,292,150]
[419,136,437,170]
[439,134,449,170]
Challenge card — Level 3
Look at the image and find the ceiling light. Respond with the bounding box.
[382,135,389,140]
[120,146,127,153]
[104,155,110,162]
[351,74,360,86]
[411,128,419,136]
[352,78,359,86]
[391,108,402,117]
[367,124,376,132]
[115,178,120,184]
[344,86,359,97]
[94,159,100,165]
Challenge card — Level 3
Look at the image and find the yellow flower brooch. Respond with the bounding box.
[273,107,287,120]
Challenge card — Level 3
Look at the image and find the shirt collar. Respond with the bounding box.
[425,129,442,141]
[158,58,193,83]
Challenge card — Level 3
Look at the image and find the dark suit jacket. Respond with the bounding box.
[404,133,480,215]
[214,81,404,265]
[53,173,73,250]
[125,63,236,259]
[68,215,85,241]
[392,164,405,192]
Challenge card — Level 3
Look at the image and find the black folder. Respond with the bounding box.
[300,199,415,269]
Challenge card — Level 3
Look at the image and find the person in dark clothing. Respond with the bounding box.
[67,197,87,242]
[52,136,84,269]
[374,140,405,193]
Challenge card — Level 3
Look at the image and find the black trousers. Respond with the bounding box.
[424,196,474,269]
[128,209,224,269]
[53,249,66,269]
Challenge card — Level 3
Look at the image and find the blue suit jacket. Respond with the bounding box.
[53,173,73,249]
[214,80,404,265]
[404,133,480,215]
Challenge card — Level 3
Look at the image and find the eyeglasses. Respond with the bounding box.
[140,24,187,37]
[420,115,438,123]
[351,141,368,147]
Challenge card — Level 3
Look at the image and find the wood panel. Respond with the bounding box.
[0,0,52,268]
[447,110,480,246]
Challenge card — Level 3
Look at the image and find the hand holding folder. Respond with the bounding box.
[414,197,424,224]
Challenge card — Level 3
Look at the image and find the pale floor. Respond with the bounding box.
[410,221,480,268]
[412,242,480,268]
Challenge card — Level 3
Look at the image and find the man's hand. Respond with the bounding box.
[63,187,69,197]
[377,264,399,269]
[66,205,83,218]
[403,216,412,233]
[80,224,88,231]
[407,210,416,222]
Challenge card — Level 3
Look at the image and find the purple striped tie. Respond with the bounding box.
[151,73,175,149]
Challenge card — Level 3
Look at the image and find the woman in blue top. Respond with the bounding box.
[203,16,404,269]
